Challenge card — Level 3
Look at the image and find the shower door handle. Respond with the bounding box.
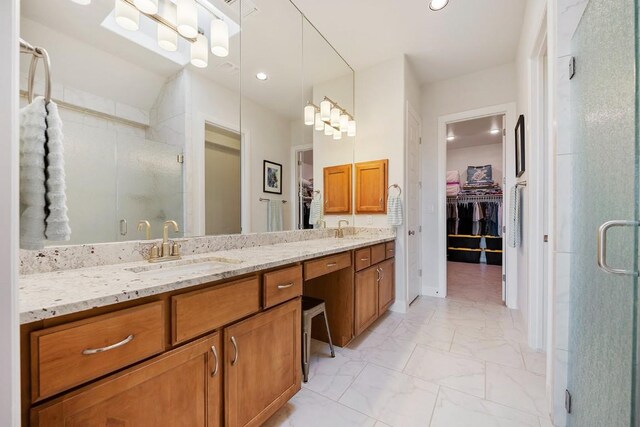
[597,220,639,276]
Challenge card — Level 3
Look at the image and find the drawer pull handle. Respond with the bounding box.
[327,262,337,268]
[387,249,394,253]
[82,334,134,355]
[360,257,369,261]
[231,336,239,366]
[211,345,219,377]
[278,283,294,289]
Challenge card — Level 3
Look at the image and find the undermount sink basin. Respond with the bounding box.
[125,256,244,277]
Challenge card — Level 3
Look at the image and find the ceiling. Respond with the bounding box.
[291,0,526,84]
[446,115,503,150]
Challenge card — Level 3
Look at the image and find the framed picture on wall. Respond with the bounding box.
[515,114,526,178]
[263,160,283,194]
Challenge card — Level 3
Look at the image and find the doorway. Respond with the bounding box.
[445,114,505,305]
[295,147,314,229]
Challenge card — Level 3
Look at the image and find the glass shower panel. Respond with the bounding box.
[116,133,184,242]
[567,0,638,425]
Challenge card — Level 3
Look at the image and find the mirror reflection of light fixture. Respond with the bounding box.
[177,0,198,38]
[315,113,324,131]
[304,105,315,126]
[210,18,229,57]
[348,120,357,137]
[256,72,268,81]
[333,128,342,140]
[324,124,333,136]
[133,0,158,14]
[157,1,178,51]
[190,33,209,68]
[339,114,349,133]
[115,0,140,31]
[330,108,340,127]
[429,0,449,11]
[447,135,455,141]
[320,100,331,121]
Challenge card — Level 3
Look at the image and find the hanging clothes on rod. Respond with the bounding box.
[447,195,503,237]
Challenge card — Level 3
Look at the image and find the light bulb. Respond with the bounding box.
[190,33,208,68]
[177,0,198,38]
[324,124,333,136]
[210,18,229,57]
[429,0,449,11]
[304,105,315,126]
[320,100,331,121]
[347,120,357,137]
[333,128,342,140]
[315,113,324,131]
[134,0,158,14]
[340,114,349,133]
[115,0,140,31]
[157,2,178,51]
[330,108,340,127]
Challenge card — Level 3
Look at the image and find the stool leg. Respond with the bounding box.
[321,310,336,358]
[303,322,312,382]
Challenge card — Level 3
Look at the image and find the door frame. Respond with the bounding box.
[406,101,422,304]
[290,144,313,229]
[436,103,518,307]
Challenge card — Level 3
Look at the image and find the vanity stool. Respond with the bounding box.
[302,296,335,382]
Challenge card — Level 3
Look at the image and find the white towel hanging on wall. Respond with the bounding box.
[508,185,522,248]
[267,200,283,232]
[387,192,403,226]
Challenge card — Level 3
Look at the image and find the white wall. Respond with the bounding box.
[446,144,504,186]
[421,63,518,296]
[1,0,20,424]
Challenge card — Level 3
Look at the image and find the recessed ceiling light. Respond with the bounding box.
[490,129,501,134]
[447,135,455,141]
[256,72,268,81]
[429,0,449,11]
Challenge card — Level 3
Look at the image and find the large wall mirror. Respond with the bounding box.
[19,0,354,247]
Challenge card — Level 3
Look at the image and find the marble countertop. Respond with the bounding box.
[19,235,394,324]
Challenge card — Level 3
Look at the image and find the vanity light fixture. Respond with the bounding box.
[429,0,449,11]
[157,1,178,51]
[347,120,357,137]
[115,0,140,31]
[177,0,198,38]
[339,114,349,133]
[333,128,342,140]
[324,124,333,136]
[256,72,268,81]
[490,128,501,135]
[330,107,341,127]
[304,104,316,125]
[134,0,158,15]
[210,17,229,57]
[190,33,209,68]
[304,96,357,138]
[315,113,324,131]
[320,99,332,121]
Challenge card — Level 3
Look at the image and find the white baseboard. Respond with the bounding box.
[422,286,442,298]
[389,299,408,314]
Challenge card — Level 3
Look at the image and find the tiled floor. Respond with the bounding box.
[447,261,503,306]
[265,295,550,426]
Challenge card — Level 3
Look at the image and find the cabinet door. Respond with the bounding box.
[355,159,388,213]
[224,298,301,427]
[355,265,379,336]
[378,259,395,314]
[31,333,223,427]
[323,164,352,214]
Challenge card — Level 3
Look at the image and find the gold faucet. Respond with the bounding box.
[149,220,181,263]
[137,220,151,240]
[336,220,349,238]
[317,219,327,229]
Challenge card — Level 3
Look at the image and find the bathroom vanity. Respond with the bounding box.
[19,232,395,426]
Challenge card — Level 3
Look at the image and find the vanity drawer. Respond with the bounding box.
[263,265,303,308]
[354,247,371,272]
[385,241,396,259]
[172,276,260,345]
[370,244,386,264]
[304,252,352,280]
[31,301,165,402]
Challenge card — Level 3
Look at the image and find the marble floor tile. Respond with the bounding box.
[520,344,547,376]
[303,346,367,401]
[264,389,377,427]
[342,331,417,372]
[339,364,439,427]
[403,345,486,398]
[430,387,541,427]
[391,319,456,351]
[450,331,525,369]
[367,312,404,336]
[539,416,555,427]
[486,362,547,417]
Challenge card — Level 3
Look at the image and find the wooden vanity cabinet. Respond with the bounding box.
[354,247,395,338]
[323,164,352,214]
[224,298,301,427]
[378,259,395,313]
[31,333,223,427]
[355,159,388,214]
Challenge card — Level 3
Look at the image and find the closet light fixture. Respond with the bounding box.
[115,0,140,31]
[157,2,178,51]
[429,0,449,11]
[210,18,229,57]
[304,105,315,126]
[256,72,268,81]
[134,0,158,14]
[177,0,198,38]
[190,33,209,68]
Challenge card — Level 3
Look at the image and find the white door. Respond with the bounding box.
[407,105,422,303]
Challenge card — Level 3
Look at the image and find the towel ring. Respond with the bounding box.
[27,47,52,104]
[388,184,401,196]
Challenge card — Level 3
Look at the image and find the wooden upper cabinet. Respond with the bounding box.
[31,333,223,427]
[355,159,388,214]
[323,164,352,214]
[224,299,301,427]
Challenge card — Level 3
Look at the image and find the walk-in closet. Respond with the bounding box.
[445,115,505,305]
